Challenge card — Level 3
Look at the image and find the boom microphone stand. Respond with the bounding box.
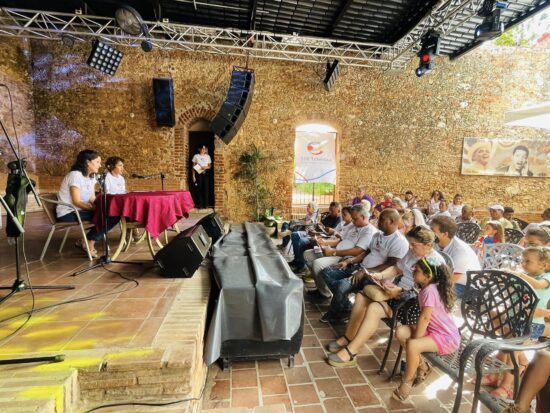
[72,174,142,277]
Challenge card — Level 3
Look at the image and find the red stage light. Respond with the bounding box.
[421,53,430,63]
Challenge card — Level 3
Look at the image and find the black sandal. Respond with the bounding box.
[327,345,357,367]
[326,334,351,353]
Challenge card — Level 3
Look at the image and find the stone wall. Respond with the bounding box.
[1,37,549,221]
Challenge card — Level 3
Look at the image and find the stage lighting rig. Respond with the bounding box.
[415,31,441,77]
[86,40,123,76]
[474,1,507,41]
[115,4,153,52]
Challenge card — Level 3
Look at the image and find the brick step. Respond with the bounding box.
[202,405,286,413]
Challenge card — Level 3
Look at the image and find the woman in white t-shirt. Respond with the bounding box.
[104,156,126,195]
[57,150,118,258]
[191,145,212,209]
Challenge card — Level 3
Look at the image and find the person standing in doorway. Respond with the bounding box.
[192,145,212,209]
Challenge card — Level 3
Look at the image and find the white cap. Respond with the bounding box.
[489,204,504,211]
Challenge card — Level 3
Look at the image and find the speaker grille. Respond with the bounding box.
[153,78,176,127]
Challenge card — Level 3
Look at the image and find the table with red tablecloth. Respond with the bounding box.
[93,191,194,259]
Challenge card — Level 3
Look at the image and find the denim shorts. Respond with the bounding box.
[531,323,545,340]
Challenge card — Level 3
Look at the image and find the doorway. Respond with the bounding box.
[188,130,215,208]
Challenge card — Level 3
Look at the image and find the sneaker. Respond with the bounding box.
[306,289,331,303]
[320,311,350,324]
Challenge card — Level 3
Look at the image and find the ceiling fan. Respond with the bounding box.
[115,4,153,52]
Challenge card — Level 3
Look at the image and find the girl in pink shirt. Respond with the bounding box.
[393,257,460,401]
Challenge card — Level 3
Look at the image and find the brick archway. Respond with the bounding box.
[173,107,227,215]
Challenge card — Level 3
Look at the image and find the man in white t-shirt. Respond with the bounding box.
[191,145,212,209]
[430,215,481,298]
[320,209,409,322]
[306,204,378,302]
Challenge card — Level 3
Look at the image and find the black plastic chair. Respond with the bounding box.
[513,218,529,231]
[504,228,524,244]
[456,222,481,244]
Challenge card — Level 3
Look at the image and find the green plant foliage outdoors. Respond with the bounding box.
[294,182,335,196]
[234,144,273,221]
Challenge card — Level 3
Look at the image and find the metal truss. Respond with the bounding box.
[0,4,488,70]
[0,8,406,70]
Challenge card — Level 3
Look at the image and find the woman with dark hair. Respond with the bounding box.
[104,156,126,195]
[192,145,212,209]
[427,190,444,216]
[57,149,118,258]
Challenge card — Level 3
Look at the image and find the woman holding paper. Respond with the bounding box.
[192,145,212,209]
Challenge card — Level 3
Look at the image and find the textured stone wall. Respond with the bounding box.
[1,37,549,221]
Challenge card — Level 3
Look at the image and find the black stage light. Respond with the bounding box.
[323,60,340,91]
[474,8,504,40]
[115,4,153,53]
[415,31,440,77]
[86,40,123,76]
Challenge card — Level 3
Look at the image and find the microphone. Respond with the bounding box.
[131,173,147,179]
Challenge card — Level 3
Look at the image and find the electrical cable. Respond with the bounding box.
[82,370,208,412]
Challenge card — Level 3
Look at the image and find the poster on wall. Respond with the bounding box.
[461,137,550,177]
[294,131,337,184]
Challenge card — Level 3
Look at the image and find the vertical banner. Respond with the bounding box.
[294,131,337,184]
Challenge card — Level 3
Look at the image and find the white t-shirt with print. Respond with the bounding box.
[105,172,126,195]
[192,154,212,169]
[397,249,444,290]
[56,171,96,218]
[448,203,464,219]
[362,230,409,269]
[337,224,378,251]
[437,236,481,286]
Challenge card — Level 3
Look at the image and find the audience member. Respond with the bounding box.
[325,226,443,367]
[455,205,477,224]
[434,200,451,218]
[104,156,126,194]
[522,226,550,247]
[404,191,417,208]
[503,206,522,231]
[306,204,377,303]
[448,193,464,220]
[351,185,375,207]
[428,190,444,216]
[320,209,409,323]
[378,193,394,210]
[370,206,382,228]
[524,207,550,232]
[430,216,481,298]
[480,204,514,229]
[279,202,319,249]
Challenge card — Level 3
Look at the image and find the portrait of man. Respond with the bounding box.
[498,145,534,176]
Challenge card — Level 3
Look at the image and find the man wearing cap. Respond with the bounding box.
[480,204,514,229]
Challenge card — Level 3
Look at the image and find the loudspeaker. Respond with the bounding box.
[196,213,224,244]
[154,225,211,277]
[153,77,175,127]
[211,67,255,144]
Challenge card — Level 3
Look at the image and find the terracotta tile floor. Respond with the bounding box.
[202,288,484,413]
[0,211,202,356]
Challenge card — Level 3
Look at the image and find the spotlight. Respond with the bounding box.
[415,31,440,77]
[115,4,154,52]
[474,9,504,41]
[323,60,340,91]
[87,40,123,75]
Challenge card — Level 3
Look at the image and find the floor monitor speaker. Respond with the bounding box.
[196,213,224,244]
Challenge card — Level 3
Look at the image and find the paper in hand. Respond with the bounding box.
[193,164,204,174]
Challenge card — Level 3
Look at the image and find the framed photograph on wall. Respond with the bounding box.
[461,137,550,177]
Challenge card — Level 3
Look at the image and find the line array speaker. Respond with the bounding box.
[153,77,175,127]
[154,225,211,277]
[211,67,255,144]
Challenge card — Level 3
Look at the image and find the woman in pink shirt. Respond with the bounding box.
[392,257,460,401]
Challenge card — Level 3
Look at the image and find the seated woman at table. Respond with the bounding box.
[56,149,119,258]
[104,156,126,194]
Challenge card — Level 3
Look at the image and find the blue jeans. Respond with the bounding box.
[58,210,119,242]
[454,283,466,298]
[281,222,291,247]
[290,231,311,267]
[322,264,362,315]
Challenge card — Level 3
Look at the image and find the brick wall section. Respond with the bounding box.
[1,38,549,220]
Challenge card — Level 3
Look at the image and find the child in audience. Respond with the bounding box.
[475,221,505,247]
[105,156,126,194]
[481,247,550,399]
[428,190,445,216]
[392,258,460,401]
[522,226,550,247]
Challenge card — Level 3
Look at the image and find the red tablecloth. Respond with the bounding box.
[93,191,194,238]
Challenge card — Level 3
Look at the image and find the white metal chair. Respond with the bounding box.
[482,243,524,270]
[39,193,95,261]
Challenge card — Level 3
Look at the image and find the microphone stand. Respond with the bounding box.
[72,174,142,276]
[160,172,165,191]
[0,116,69,365]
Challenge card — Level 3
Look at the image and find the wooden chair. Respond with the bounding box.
[39,193,95,261]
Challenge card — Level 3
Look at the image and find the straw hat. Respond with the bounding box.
[468,140,492,162]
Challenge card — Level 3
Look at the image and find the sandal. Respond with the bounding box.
[490,385,513,399]
[501,404,528,413]
[392,378,414,401]
[75,239,98,258]
[413,358,433,387]
[327,345,357,367]
[327,335,351,353]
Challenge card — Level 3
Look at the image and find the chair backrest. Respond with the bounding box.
[482,243,524,270]
[513,218,529,231]
[461,270,538,340]
[456,222,481,244]
[439,251,455,273]
[39,193,59,225]
[505,228,524,244]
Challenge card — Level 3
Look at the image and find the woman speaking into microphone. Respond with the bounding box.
[191,145,211,209]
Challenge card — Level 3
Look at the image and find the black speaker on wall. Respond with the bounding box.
[154,225,211,278]
[211,67,255,144]
[153,77,175,127]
